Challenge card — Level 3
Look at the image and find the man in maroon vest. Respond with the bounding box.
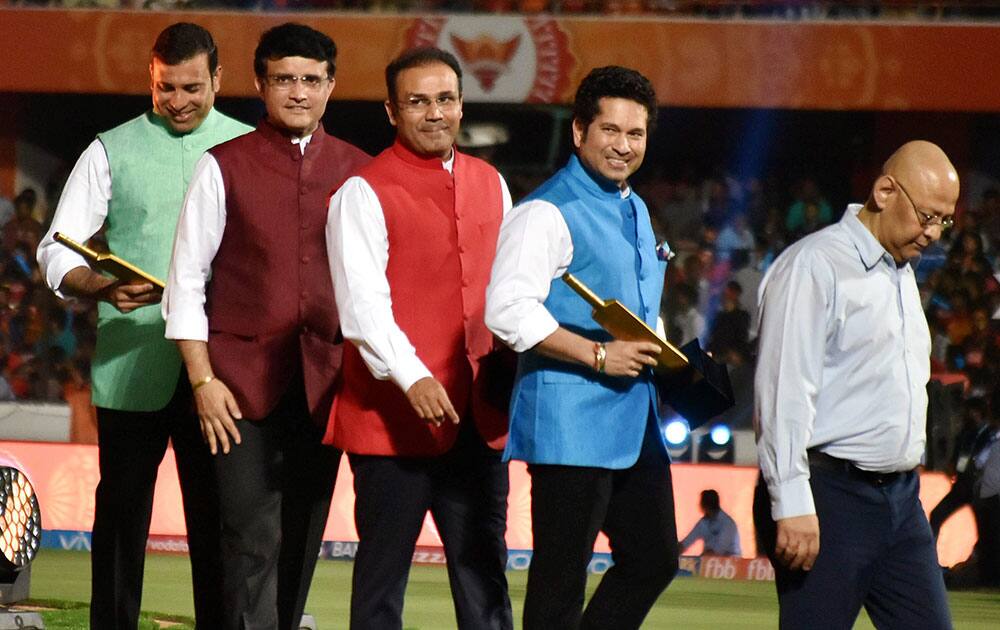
[325,47,512,629]
[164,23,370,629]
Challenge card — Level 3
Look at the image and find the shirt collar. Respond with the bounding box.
[565,154,631,201]
[841,203,900,271]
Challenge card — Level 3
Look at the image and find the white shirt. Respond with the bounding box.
[326,158,511,393]
[36,140,113,296]
[485,185,632,353]
[162,134,313,342]
[754,204,931,520]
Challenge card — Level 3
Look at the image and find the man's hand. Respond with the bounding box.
[193,379,243,455]
[99,282,161,313]
[406,377,460,427]
[602,340,661,377]
[775,514,820,571]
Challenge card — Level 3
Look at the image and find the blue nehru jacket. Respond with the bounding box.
[504,154,668,469]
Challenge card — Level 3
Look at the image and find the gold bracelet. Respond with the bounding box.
[191,375,215,391]
[593,342,607,373]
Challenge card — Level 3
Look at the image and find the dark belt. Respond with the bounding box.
[807,450,911,487]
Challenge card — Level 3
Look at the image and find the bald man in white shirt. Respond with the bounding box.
[753,140,958,630]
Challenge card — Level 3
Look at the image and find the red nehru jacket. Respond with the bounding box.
[206,120,370,425]
[324,140,509,456]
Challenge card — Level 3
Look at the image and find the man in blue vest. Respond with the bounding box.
[37,23,251,629]
[486,66,678,630]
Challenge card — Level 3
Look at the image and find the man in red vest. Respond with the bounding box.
[163,23,370,630]
[325,47,512,629]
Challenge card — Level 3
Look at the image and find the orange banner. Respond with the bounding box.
[0,440,976,567]
[1,9,999,111]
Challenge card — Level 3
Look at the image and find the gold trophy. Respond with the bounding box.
[562,273,734,425]
[53,232,165,290]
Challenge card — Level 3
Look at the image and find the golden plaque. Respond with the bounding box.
[53,232,166,290]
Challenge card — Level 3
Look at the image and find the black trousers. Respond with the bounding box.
[91,377,222,630]
[524,420,679,630]
[753,463,952,630]
[214,381,339,630]
[348,419,512,630]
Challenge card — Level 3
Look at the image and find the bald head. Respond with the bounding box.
[860,140,959,263]
[882,140,960,205]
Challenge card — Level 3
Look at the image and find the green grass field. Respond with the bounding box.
[22,549,1000,629]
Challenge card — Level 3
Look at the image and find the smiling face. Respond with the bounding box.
[255,56,335,138]
[150,53,219,134]
[385,62,462,160]
[572,97,648,189]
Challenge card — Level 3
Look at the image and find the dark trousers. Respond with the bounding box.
[214,381,339,630]
[753,464,952,630]
[91,377,222,630]
[972,495,1000,585]
[524,421,679,630]
[348,419,512,630]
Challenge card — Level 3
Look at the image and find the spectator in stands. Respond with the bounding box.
[36,22,250,629]
[680,489,742,556]
[715,212,755,259]
[754,141,958,629]
[2,190,42,253]
[0,190,14,228]
[669,282,705,345]
[165,23,368,630]
[785,176,832,234]
[707,280,750,357]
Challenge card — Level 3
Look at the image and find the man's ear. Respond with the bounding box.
[871,175,895,212]
[384,100,398,128]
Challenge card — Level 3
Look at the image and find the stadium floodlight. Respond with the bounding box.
[699,423,735,463]
[709,424,732,447]
[0,466,44,629]
[663,418,692,462]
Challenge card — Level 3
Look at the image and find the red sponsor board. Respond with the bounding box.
[0,441,977,568]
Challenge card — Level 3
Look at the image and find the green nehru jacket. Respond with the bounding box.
[94,109,251,411]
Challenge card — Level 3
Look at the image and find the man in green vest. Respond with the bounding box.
[37,22,251,629]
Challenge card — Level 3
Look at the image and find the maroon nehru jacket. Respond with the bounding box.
[324,140,509,456]
[206,120,370,425]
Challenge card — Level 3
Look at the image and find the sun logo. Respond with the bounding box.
[449,34,522,92]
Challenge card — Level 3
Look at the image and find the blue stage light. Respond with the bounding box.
[709,424,732,447]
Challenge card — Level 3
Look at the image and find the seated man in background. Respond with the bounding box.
[679,489,742,557]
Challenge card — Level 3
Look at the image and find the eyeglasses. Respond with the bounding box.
[891,177,954,229]
[265,74,330,91]
[397,94,460,114]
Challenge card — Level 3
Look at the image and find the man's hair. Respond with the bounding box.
[572,66,657,133]
[254,23,337,79]
[152,23,219,75]
[700,489,721,512]
[385,47,463,104]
